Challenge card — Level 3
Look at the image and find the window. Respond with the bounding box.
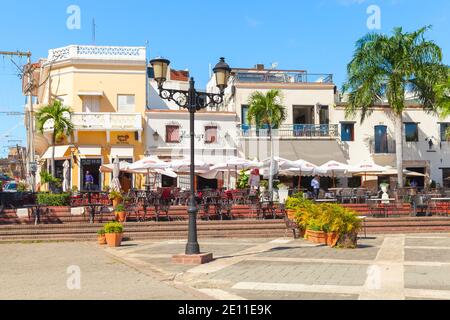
[405,123,419,142]
[117,95,135,112]
[241,105,249,125]
[82,96,100,112]
[205,126,218,144]
[166,125,180,143]
[440,123,450,141]
[443,168,450,188]
[374,125,388,154]
[341,123,355,142]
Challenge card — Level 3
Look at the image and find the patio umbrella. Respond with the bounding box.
[317,161,349,188]
[283,160,321,189]
[211,157,262,189]
[128,156,170,171]
[110,156,122,192]
[348,161,386,187]
[169,158,211,173]
[62,160,70,192]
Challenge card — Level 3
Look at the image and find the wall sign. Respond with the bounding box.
[117,135,130,145]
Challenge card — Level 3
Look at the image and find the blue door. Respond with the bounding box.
[374,125,388,153]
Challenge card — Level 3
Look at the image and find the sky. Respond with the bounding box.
[0,0,449,156]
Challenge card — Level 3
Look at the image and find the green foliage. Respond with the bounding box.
[286,196,362,236]
[236,170,249,189]
[115,204,126,212]
[103,185,111,192]
[247,89,287,129]
[109,190,123,201]
[104,221,123,234]
[17,182,29,192]
[36,100,74,137]
[97,229,105,236]
[40,170,61,188]
[36,193,71,206]
[71,186,79,193]
[430,180,437,189]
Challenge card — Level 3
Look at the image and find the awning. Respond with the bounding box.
[41,145,70,160]
[78,146,102,156]
[244,140,348,165]
[110,146,134,158]
[77,91,104,97]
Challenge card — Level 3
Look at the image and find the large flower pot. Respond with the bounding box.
[305,230,327,244]
[112,199,121,208]
[115,211,127,223]
[336,232,358,249]
[326,232,340,247]
[97,235,106,245]
[286,209,297,220]
[105,233,123,247]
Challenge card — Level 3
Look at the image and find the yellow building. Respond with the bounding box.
[34,45,147,192]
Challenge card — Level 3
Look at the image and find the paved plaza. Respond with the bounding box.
[2,234,450,300]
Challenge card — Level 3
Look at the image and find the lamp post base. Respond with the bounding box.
[172,253,214,265]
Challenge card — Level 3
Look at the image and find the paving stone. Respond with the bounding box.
[405,248,450,263]
[405,265,450,291]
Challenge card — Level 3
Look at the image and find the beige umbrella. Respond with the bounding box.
[62,160,70,192]
[110,156,122,192]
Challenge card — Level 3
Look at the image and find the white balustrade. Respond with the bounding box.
[47,45,146,63]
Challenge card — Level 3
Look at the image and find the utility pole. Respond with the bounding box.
[0,50,35,192]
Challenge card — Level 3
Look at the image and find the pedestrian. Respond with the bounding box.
[311,175,320,199]
[85,171,94,191]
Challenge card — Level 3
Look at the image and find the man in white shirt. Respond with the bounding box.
[311,176,320,199]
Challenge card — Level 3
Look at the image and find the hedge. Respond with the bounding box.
[36,193,71,206]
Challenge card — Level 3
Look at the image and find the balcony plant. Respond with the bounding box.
[114,204,127,223]
[97,229,106,245]
[104,221,124,247]
[108,191,123,207]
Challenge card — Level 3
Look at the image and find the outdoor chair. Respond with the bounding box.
[411,195,430,217]
[367,200,384,218]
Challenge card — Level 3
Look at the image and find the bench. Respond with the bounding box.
[281,204,300,239]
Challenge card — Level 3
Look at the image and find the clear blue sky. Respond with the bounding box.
[1,0,449,156]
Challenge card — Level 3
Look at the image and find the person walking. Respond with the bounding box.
[85,171,94,191]
[311,175,320,199]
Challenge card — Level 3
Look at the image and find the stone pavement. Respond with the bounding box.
[2,234,450,299]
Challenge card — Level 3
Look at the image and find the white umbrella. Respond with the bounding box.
[129,156,169,171]
[349,161,386,187]
[110,156,122,192]
[169,158,211,173]
[211,157,262,189]
[262,157,295,171]
[283,160,320,189]
[62,160,70,192]
[317,161,349,188]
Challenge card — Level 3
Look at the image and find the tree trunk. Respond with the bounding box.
[51,129,56,177]
[269,127,274,201]
[395,114,404,188]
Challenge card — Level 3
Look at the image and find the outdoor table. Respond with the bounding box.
[23,204,48,225]
[430,198,450,216]
[80,203,105,224]
[367,199,396,217]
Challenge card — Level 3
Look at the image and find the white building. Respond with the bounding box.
[207,63,450,189]
[147,65,239,189]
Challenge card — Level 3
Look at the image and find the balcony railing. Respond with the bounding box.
[238,124,339,138]
[47,45,146,64]
[234,71,333,84]
[43,113,142,132]
[370,139,397,154]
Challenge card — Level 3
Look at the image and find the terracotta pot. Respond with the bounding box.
[105,233,123,247]
[306,230,327,244]
[286,209,296,220]
[97,235,106,245]
[326,232,340,247]
[115,211,127,223]
[112,199,121,208]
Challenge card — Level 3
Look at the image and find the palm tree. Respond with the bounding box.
[343,26,448,188]
[36,100,74,180]
[247,89,287,198]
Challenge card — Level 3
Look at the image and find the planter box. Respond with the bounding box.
[98,235,106,245]
[105,233,123,247]
[326,232,340,247]
[115,211,127,223]
[305,230,327,244]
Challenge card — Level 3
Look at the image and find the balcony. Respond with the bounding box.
[370,139,397,155]
[46,45,146,65]
[234,71,333,84]
[43,113,142,132]
[238,124,339,139]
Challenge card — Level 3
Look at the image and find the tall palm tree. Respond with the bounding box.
[36,100,74,179]
[343,26,448,188]
[247,89,287,198]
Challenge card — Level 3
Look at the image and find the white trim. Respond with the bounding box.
[110,146,134,158]
[78,91,104,97]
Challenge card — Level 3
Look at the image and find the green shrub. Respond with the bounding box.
[115,204,126,212]
[97,229,105,236]
[36,193,71,206]
[237,170,249,189]
[104,222,123,234]
[109,190,123,201]
[40,171,61,188]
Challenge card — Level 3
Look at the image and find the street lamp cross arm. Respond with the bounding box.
[157,87,224,111]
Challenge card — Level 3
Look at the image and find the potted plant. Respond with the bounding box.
[97,229,106,245]
[305,219,327,244]
[109,190,123,207]
[114,204,127,223]
[104,221,124,247]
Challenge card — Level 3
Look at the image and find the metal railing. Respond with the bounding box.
[370,139,397,154]
[238,124,339,138]
[234,71,333,84]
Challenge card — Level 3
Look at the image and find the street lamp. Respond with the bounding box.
[150,57,231,256]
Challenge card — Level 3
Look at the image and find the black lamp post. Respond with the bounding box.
[150,57,231,255]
